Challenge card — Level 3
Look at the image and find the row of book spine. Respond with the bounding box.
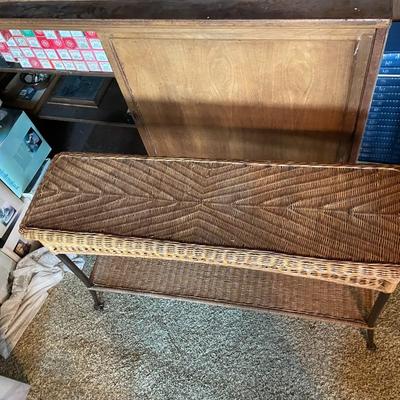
[359,53,400,163]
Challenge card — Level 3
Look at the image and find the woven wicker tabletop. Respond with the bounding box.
[90,256,375,327]
[20,152,400,293]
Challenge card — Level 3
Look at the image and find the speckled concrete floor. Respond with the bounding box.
[1,257,400,400]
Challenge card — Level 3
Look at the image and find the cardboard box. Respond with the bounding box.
[0,109,51,197]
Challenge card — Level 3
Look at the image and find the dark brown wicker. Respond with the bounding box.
[21,153,400,264]
[90,255,376,327]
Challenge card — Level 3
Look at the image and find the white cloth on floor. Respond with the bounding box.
[0,376,30,400]
[0,247,84,359]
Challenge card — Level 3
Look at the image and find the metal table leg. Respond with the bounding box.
[365,329,377,351]
[56,254,104,310]
[363,292,391,350]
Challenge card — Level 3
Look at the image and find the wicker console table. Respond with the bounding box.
[20,153,400,350]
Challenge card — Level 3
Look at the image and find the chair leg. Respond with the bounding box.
[56,254,104,310]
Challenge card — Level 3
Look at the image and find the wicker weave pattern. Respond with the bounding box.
[90,256,376,326]
[20,153,400,293]
[21,229,400,293]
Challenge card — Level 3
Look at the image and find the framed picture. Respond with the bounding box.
[0,203,16,226]
[0,109,51,197]
[13,239,31,258]
[48,76,112,108]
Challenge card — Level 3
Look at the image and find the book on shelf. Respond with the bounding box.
[0,108,51,197]
[380,67,400,75]
[376,77,400,86]
[382,53,400,60]
[371,99,400,107]
[373,92,400,101]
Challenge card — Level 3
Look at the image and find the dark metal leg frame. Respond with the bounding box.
[363,292,391,351]
[56,252,390,347]
[56,254,104,310]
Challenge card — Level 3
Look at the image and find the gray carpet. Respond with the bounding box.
[1,257,400,400]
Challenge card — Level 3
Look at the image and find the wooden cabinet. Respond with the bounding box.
[0,0,391,162]
[101,21,387,162]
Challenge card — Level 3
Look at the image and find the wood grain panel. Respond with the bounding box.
[350,28,389,161]
[107,27,375,162]
[393,0,400,20]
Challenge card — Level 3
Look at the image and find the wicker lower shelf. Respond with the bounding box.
[89,256,377,327]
